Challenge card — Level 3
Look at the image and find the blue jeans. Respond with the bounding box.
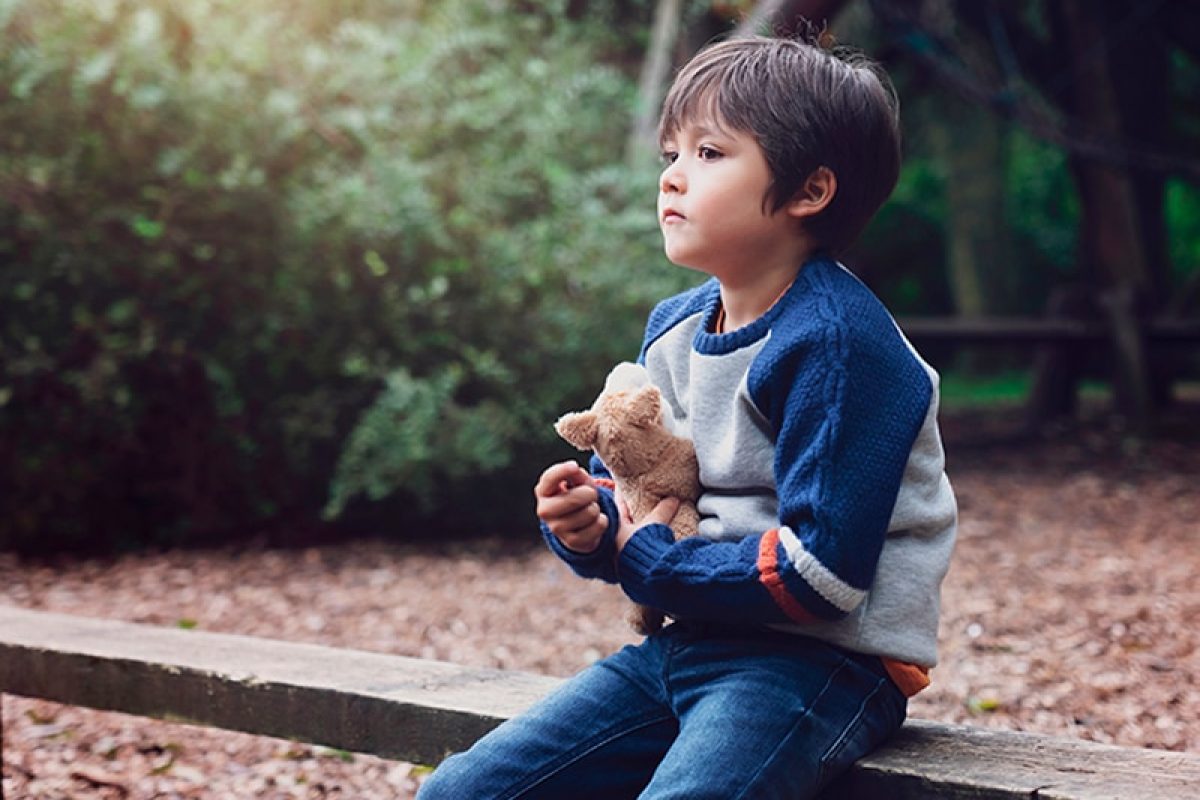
[417,622,907,800]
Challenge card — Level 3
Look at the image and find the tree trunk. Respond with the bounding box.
[1051,0,1162,432]
[915,1,1016,374]
[1026,286,1090,428]
[928,100,1016,374]
[921,2,1015,318]
[626,0,685,169]
[628,0,856,168]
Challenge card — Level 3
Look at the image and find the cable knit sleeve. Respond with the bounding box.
[747,291,933,621]
[617,264,934,626]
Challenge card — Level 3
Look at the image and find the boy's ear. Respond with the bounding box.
[785,166,837,220]
[555,411,599,450]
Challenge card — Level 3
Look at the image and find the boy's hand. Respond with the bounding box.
[534,461,608,554]
[615,494,681,554]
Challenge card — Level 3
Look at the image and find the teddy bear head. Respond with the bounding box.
[555,364,674,480]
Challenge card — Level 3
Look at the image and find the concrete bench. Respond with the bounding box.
[2,605,1198,798]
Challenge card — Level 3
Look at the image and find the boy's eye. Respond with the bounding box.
[660,150,679,165]
[698,146,722,161]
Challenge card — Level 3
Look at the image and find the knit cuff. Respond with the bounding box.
[616,522,676,601]
[541,486,621,583]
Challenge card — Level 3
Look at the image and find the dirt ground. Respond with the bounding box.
[2,406,1198,798]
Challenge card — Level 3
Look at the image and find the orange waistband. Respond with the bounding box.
[881,658,930,697]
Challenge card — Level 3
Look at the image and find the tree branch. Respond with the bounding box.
[870,0,1200,183]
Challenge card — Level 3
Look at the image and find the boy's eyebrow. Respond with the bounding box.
[666,120,731,142]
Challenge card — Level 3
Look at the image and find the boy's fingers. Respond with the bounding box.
[537,487,598,522]
[615,493,630,519]
[534,461,586,498]
[550,511,608,554]
[551,503,601,533]
[644,496,680,526]
[568,514,607,544]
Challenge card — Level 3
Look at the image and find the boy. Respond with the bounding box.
[419,33,956,800]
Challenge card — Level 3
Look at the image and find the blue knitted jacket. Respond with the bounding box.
[545,257,957,669]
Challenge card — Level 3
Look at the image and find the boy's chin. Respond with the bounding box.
[662,250,712,275]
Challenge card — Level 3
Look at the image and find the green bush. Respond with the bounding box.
[0,0,690,553]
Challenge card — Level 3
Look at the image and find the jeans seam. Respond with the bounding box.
[728,658,852,800]
[498,711,674,800]
[660,631,681,717]
[814,676,890,790]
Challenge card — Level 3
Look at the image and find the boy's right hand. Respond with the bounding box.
[534,461,609,554]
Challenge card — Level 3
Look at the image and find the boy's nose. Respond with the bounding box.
[660,163,685,194]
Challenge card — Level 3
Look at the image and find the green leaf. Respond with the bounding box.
[967,696,1003,714]
[317,747,355,763]
[106,299,138,325]
[131,215,164,240]
[363,249,388,277]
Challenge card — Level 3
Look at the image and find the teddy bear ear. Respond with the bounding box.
[629,386,663,427]
[555,411,599,449]
[603,361,650,394]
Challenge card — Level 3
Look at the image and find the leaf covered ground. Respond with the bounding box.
[2,406,1198,798]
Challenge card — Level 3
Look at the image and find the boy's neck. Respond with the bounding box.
[716,245,820,332]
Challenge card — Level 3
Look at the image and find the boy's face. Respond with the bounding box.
[657,117,802,280]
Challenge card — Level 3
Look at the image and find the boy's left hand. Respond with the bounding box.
[615,494,681,554]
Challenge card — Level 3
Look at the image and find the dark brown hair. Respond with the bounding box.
[658,34,901,254]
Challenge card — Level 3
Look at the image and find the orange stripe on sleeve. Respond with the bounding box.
[757,529,819,625]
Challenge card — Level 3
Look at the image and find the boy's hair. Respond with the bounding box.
[658,34,901,254]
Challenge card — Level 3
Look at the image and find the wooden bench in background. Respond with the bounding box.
[3,606,1199,799]
[897,313,1200,432]
[898,315,1200,346]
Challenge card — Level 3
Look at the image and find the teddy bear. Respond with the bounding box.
[554,362,701,635]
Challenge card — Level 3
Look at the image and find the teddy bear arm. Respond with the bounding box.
[670,501,701,539]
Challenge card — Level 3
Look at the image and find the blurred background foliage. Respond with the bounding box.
[0,0,685,552]
[1,0,1197,553]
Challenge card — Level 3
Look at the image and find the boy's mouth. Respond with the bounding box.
[661,209,686,223]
